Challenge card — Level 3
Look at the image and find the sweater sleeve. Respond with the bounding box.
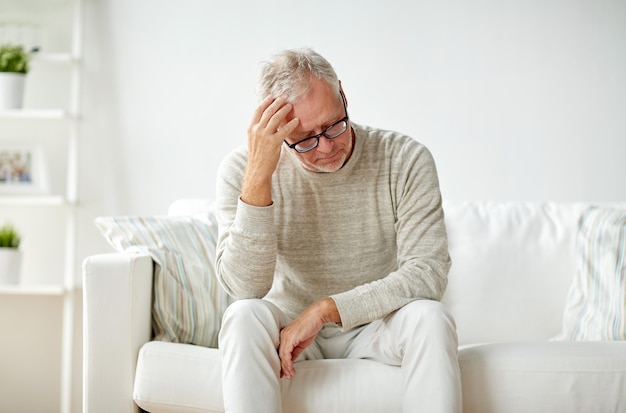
[214,148,278,299]
[329,143,451,330]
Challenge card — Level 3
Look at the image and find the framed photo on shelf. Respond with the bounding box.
[0,144,48,194]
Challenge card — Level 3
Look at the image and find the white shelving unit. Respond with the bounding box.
[0,1,82,412]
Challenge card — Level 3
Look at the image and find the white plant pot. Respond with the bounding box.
[0,72,26,110]
[0,248,22,285]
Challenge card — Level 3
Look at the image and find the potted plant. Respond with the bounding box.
[0,223,22,285]
[0,44,30,110]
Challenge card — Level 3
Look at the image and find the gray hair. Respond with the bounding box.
[256,48,340,103]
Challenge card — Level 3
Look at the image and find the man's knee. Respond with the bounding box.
[397,300,458,342]
[223,298,271,319]
[220,299,282,338]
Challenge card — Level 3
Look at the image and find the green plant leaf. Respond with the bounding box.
[0,223,21,248]
[0,44,30,74]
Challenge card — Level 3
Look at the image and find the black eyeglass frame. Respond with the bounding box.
[284,91,349,154]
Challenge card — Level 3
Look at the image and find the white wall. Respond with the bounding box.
[79,0,626,265]
[80,0,626,224]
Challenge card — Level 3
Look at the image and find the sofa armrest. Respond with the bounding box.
[82,252,153,413]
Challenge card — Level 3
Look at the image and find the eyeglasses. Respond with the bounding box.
[284,93,349,153]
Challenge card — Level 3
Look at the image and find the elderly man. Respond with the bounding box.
[215,48,461,412]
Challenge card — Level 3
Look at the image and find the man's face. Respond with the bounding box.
[283,77,354,173]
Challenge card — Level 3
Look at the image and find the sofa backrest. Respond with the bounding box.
[169,199,609,347]
[442,202,590,346]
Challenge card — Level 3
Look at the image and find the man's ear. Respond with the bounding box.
[339,81,348,107]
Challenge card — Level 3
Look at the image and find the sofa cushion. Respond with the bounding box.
[442,202,586,345]
[133,341,404,413]
[134,340,626,413]
[95,210,232,348]
[557,206,626,340]
[134,342,225,413]
[459,341,626,413]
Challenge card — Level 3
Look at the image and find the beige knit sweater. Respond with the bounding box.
[215,123,451,330]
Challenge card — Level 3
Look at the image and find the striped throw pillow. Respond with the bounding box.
[95,210,233,348]
[558,206,626,341]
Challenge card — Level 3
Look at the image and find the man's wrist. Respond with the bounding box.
[241,174,273,207]
[318,297,341,324]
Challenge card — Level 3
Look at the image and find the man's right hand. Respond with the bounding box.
[278,298,341,379]
[241,96,299,207]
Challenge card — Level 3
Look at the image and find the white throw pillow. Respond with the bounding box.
[556,206,626,341]
[95,210,232,348]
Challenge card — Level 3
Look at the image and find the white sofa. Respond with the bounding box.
[83,200,626,413]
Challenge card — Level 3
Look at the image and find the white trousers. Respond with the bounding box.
[219,299,462,413]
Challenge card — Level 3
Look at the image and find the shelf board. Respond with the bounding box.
[0,0,75,14]
[32,53,78,64]
[0,109,71,120]
[0,195,70,206]
[0,284,65,296]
